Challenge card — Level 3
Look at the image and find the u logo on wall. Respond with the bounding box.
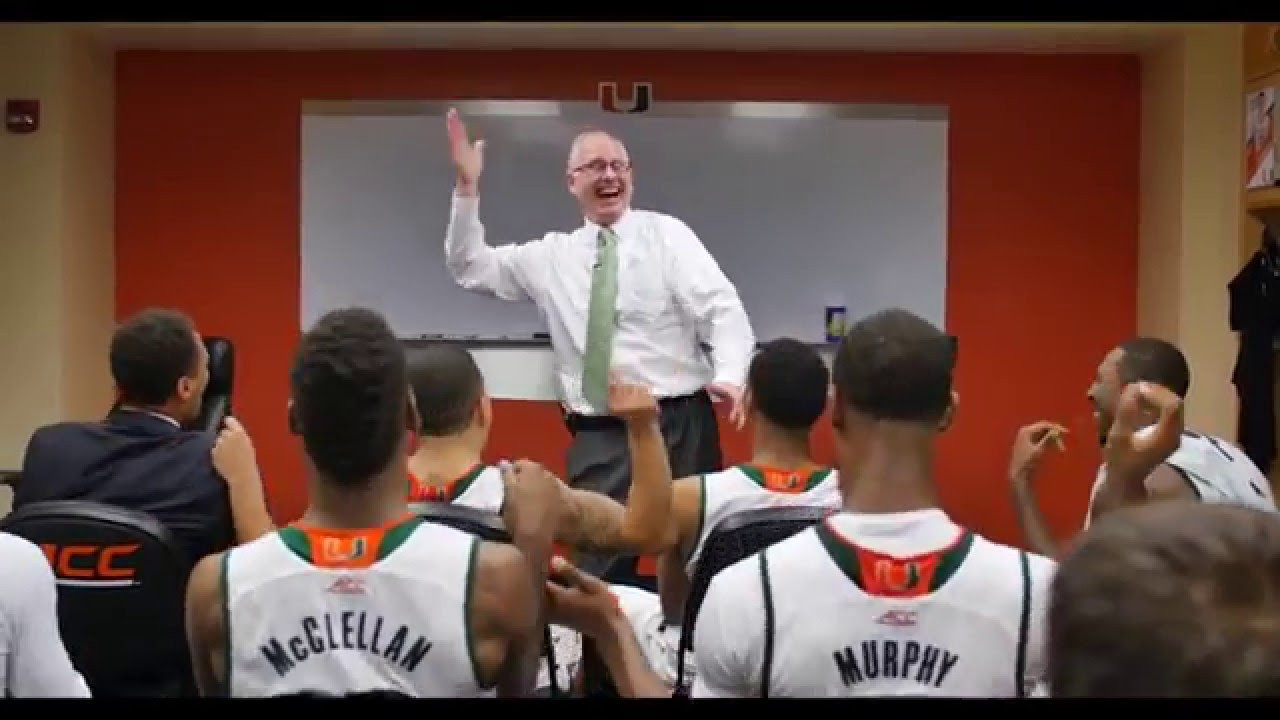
[598,82,654,114]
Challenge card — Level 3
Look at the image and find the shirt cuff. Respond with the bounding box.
[712,365,748,390]
[451,190,480,214]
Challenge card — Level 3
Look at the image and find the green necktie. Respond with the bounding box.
[582,227,619,413]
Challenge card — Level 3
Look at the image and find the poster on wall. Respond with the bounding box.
[1246,86,1276,190]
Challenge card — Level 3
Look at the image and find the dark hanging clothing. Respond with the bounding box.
[1229,229,1280,476]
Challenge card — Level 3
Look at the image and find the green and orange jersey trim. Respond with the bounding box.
[738,463,833,494]
[403,462,573,566]
[681,464,831,566]
[406,463,486,504]
[816,518,974,598]
[278,512,423,570]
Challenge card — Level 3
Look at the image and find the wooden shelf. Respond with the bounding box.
[1245,24,1280,83]
[1247,188,1280,233]
[1247,186,1280,211]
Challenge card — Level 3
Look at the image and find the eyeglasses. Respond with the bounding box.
[571,159,632,176]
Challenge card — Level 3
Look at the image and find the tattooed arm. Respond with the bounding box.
[555,485,673,555]
[553,384,677,555]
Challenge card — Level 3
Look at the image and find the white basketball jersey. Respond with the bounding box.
[685,464,841,577]
[407,463,506,513]
[714,512,1052,697]
[224,515,492,698]
[406,462,572,692]
[1084,429,1277,529]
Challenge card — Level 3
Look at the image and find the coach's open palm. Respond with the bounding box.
[446,108,484,192]
[608,381,659,425]
[1104,381,1184,487]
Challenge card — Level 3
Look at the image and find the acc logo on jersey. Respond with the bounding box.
[327,575,366,595]
[876,610,918,627]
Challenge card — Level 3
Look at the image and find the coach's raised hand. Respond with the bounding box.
[446,108,484,196]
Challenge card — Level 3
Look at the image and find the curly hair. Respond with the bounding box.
[747,338,830,430]
[110,308,200,406]
[290,307,408,488]
[833,308,955,425]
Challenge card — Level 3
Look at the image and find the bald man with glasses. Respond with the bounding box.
[441,109,755,577]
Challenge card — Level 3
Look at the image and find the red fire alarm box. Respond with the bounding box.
[6,99,39,134]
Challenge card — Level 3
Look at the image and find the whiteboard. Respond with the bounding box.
[300,100,948,343]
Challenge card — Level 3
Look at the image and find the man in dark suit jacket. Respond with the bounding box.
[15,308,236,569]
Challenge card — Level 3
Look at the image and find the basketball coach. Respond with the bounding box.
[439,108,756,576]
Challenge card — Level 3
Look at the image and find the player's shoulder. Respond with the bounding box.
[965,533,1058,589]
[715,526,819,582]
[0,532,56,613]
[0,531,48,570]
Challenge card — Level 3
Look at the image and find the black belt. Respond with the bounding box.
[564,389,710,435]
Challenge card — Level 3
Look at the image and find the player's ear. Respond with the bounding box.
[830,385,846,432]
[477,390,492,429]
[938,391,959,432]
[406,389,421,435]
[286,398,301,435]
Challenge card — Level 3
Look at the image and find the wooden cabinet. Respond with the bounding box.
[1245,24,1280,82]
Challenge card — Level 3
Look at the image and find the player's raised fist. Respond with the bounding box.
[607,380,659,425]
[1104,381,1183,485]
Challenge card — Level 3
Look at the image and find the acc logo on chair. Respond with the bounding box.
[40,543,141,588]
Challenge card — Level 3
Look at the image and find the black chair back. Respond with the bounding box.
[197,336,234,432]
[674,505,832,695]
[409,502,563,697]
[0,500,196,697]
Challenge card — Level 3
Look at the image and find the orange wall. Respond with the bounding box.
[114,50,1140,546]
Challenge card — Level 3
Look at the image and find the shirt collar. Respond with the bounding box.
[115,406,182,428]
[583,207,636,239]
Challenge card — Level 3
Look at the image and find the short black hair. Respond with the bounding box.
[406,343,484,437]
[833,308,955,425]
[748,338,830,430]
[290,307,408,488]
[1116,337,1191,398]
[1050,502,1280,697]
[110,308,200,406]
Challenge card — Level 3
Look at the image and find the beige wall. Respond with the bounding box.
[0,25,116,513]
[1137,24,1244,439]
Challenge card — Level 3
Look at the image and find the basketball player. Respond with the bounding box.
[1050,502,1280,697]
[405,342,673,557]
[577,337,836,691]
[404,343,673,692]
[693,308,1058,697]
[184,307,561,697]
[0,531,91,697]
[1012,337,1276,558]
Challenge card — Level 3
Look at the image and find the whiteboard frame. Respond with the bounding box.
[301,99,948,124]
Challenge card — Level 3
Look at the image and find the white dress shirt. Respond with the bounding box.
[444,192,756,416]
[0,532,91,697]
